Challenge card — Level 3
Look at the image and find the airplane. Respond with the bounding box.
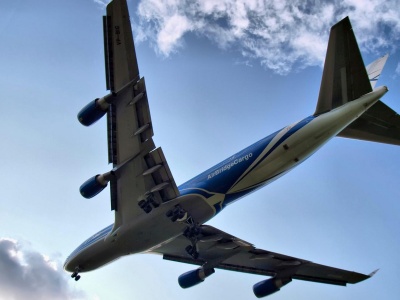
[64,0,400,298]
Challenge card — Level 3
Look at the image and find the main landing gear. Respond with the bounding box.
[71,267,81,281]
[166,204,188,222]
[138,192,160,214]
[166,205,202,260]
[183,224,202,259]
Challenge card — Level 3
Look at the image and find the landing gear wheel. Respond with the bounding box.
[166,209,173,218]
[166,205,187,222]
[143,205,152,214]
[185,245,194,254]
[147,195,160,208]
[183,225,202,239]
[139,200,152,214]
[185,245,199,259]
[71,267,82,281]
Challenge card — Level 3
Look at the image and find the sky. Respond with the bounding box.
[1,0,400,299]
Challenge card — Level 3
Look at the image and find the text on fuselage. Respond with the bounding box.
[208,153,253,180]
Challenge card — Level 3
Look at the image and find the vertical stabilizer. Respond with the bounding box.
[314,17,372,115]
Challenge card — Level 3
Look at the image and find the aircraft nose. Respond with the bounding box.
[64,257,70,271]
[64,255,74,272]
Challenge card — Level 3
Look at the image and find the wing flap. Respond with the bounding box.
[293,262,369,285]
[107,77,153,166]
[144,148,180,201]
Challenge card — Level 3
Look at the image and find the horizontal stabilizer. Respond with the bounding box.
[338,100,400,146]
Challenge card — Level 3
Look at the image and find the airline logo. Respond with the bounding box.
[207,153,253,180]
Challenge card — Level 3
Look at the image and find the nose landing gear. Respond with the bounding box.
[71,267,81,281]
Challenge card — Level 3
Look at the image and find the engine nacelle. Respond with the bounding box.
[77,94,112,126]
[253,277,291,298]
[80,172,112,199]
[178,268,215,289]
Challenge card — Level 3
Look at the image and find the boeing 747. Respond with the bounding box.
[64,0,399,297]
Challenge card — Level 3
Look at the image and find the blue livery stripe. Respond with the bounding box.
[178,116,316,213]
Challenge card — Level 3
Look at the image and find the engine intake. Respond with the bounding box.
[80,172,113,199]
[253,277,291,298]
[78,94,113,126]
[178,268,215,289]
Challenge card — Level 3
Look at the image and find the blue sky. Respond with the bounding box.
[1,0,400,299]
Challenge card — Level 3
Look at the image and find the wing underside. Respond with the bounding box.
[102,0,179,224]
[153,225,371,286]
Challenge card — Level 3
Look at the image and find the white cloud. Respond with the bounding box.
[134,0,400,74]
[157,14,192,54]
[92,0,109,9]
[0,238,85,300]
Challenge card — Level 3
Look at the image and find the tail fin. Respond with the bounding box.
[314,17,372,115]
[315,17,400,146]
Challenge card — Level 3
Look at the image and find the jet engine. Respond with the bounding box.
[77,94,113,126]
[178,268,215,289]
[253,277,291,298]
[80,172,113,199]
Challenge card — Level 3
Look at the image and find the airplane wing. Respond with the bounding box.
[152,225,372,287]
[103,0,179,226]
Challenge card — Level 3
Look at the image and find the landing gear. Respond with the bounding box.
[183,223,202,259]
[71,267,81,281]
[166,205,202,259]
[138,199,152,213]
[185,245,199,259]
[138,193,160,214]
[166,205,187,222]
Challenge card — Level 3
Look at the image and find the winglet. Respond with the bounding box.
[366,54,389,89]
[368,269,380,277]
